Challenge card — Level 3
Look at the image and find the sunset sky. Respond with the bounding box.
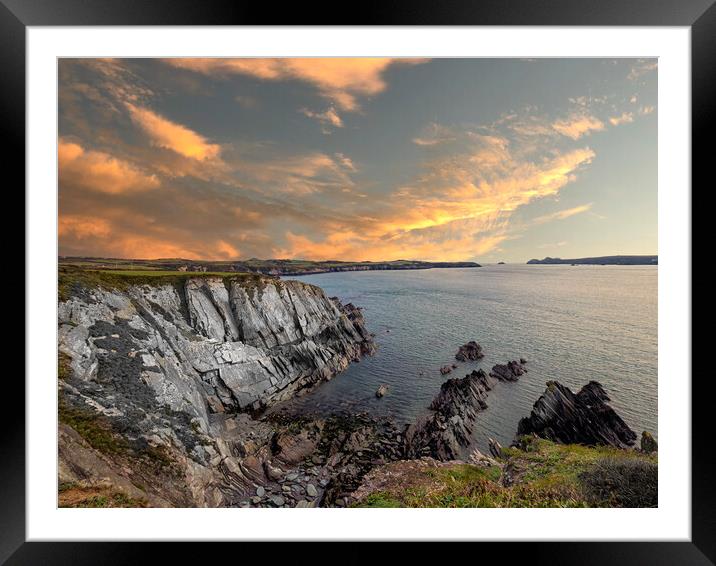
[58,58,657,263]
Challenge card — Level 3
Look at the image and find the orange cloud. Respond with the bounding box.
[274,134,595,262]
[126,103,221,160]
[59,139,160,194]
[59,215,113,239]
[609,112,634,126]
[164,58,427,110]
[532,203,593,225]
[300,107,344,130]
[552,114,605,139]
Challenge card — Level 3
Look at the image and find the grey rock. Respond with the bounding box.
[405,369,495,460]
[488,438,503,459]
[516,381,637,448]
[455,341,484,362]
[306,483,318,497]
[269,495,286,507]
[256,486,265,497]
[57,275,375,507]
[490,360,527,382]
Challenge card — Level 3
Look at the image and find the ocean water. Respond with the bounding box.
[278,265,657,453]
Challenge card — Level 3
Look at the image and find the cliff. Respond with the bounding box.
[59,257,482,276]
[58,270,375,506]
[526,255,657,265]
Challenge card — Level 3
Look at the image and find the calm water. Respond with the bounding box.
[278,265,657,452]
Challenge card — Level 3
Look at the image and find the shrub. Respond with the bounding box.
[580,457,658,507]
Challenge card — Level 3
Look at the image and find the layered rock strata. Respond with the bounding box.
[516,381,637,448]
[58,275,375,506]
[404,369,499,460]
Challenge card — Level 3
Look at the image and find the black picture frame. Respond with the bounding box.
[5,1,711,563]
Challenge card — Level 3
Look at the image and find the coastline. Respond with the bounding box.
[56,266,657,508]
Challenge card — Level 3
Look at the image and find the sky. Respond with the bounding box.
[58,58,657,263]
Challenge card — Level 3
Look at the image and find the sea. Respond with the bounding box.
[277,265,657,453]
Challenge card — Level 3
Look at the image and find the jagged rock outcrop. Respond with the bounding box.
[404,369,496,460]
[516,381,637,448]
[455,341,484,362]
[58,275,375,506]
[490,360,527,381]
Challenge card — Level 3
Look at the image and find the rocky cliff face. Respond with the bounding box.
[58,275,375,506]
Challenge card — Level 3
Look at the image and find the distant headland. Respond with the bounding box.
[527,255,658,265]
[59,257,481,276]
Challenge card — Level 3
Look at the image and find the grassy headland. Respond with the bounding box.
[352,436,657,508]
[59,256,481,277]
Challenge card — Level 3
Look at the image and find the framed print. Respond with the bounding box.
[7,0,712,563]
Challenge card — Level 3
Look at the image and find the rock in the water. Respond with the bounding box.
[490,360,527,382]
[640,431,658,453]
[375,384,389,398]
[439,366,452,375]
[404,369,495,460]
[516,381,637,448]
[455,341,485,362]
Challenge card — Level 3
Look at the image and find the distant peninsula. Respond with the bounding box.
[59,257,481,276]
[527,255,658,265]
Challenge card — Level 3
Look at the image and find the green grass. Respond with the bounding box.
[353,438,657,508]
[59,401,130,455]
[58,265,266,300]
[58,485,149,508]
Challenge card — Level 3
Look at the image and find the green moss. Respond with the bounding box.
[58,401,130,455]
[354,492,403,508]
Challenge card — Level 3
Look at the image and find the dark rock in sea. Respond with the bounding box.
[440,365,452,375]
[520,357,528,364]
[640,431,658,454]
[375,384,389,398]
[516,381,637,448]
[490,360,527,381]
[455,341,485,362]
[404,369,495,460]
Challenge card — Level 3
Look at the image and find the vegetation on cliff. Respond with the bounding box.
[352,436,657,508]
[59,256,481,277]
[58,265,267,300]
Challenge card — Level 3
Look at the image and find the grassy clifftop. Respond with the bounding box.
[352,437,657,508]
[58,265,269,301]
[59,256,481,276]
